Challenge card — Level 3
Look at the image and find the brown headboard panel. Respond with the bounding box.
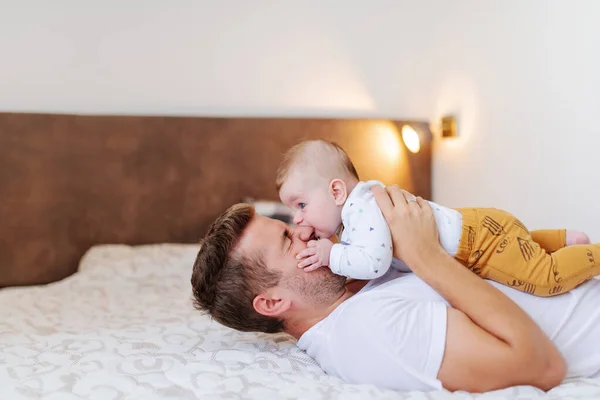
[0,113,431,287]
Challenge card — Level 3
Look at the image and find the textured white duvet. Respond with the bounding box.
[1,244,599,400]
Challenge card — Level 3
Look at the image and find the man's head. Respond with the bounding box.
[191,203,346,334]
[276,140,360,239]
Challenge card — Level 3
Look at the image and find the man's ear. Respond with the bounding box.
[253,290,291,317]
[329,179,348,206]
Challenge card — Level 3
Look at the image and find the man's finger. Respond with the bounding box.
[416,197,432,214]
[372,185,394,219]
[307,240,318,247]
[385,184,401,205]
[400,189,416,198]
[386,185,409,209]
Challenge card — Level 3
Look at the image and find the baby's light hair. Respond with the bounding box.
[276,140,359,192]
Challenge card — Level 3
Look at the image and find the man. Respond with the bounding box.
[191,186,600,392]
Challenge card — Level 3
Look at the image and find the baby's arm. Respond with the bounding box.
[328,196,394,279]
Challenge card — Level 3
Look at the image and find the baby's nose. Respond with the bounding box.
[293,213,303,224]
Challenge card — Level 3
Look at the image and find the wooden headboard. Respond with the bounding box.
[0,113,432,287]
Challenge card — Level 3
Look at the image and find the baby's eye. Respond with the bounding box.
[299,203,306,210]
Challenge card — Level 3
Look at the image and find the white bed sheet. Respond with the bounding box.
[1,244,599,400]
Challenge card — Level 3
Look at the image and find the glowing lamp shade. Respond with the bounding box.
[401,125,420,153]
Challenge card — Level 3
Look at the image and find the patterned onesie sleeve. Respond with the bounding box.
[329,181,394,279]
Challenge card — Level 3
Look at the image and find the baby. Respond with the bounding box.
[276,139,600,297]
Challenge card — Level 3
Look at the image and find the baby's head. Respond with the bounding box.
[277,140,359,239]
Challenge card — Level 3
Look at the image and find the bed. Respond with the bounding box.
[1,113,599,399]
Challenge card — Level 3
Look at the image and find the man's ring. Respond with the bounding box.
[407,198,417,203]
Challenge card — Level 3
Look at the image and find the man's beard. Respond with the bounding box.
[282,267,347,307]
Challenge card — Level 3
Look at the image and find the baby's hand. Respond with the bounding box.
[296,239,334,272]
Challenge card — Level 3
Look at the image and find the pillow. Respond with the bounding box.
[243,197,294,224]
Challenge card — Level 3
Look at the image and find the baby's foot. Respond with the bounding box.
[566,230,591,246]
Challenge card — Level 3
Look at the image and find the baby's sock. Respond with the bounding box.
[566,230,591,246]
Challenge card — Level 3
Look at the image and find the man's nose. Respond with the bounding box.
[295,226,315,242]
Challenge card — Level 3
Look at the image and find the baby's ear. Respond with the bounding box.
[329,179,348,206]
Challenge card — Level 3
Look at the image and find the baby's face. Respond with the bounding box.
[279,173,342,240]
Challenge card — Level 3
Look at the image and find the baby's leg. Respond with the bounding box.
[530,229,591,254]
[530,229,566,253]
[456,209,600,296]
[526,244,600,296]
[485,236,600,297]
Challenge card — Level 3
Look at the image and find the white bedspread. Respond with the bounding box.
[1,244,599,399]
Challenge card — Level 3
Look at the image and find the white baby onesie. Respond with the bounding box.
[328,181,463,279]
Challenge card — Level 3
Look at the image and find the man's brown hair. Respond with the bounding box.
[191,203,284,333]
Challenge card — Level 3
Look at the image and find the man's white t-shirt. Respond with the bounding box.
[297,270,600,392]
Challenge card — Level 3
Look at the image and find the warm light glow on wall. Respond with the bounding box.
[402,125,421,153]
[378,125,402,161]
[349,121,412,189]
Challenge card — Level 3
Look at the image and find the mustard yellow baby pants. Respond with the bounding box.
[455,208,600,297]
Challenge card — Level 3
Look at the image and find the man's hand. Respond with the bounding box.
[373,185,566,392]
[296,238,334,272]
[371,185,439,267]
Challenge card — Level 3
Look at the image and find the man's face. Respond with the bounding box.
[236,215,346,314]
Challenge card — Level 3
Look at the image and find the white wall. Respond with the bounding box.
[1,0,599,239]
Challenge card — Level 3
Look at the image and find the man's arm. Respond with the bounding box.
[418,250,565,392]
[372,186,566,393]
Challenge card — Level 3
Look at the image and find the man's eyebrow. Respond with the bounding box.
[281,228,290,253]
